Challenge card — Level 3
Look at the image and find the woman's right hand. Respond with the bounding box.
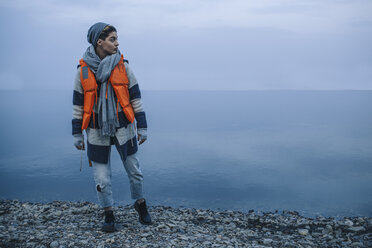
[73,134,85,150]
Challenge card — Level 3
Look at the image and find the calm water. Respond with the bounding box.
[0,90,371,217]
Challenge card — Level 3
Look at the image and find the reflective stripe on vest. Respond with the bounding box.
[79,54,135,131]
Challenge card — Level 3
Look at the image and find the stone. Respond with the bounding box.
[141,232,152,237]
[348,226,365,232]
[298,229,309,236]
[157,224,166,229]
[81,240,89,245]
[67,233,76,239]
[179,235,189,241]
[263,238,273,245]
[50,241,59,248]
[351,242,362,247]
[344,219,354,227]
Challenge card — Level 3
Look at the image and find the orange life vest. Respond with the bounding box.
[79,54,135,130]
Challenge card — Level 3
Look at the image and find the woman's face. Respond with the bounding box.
[98,31,119,55]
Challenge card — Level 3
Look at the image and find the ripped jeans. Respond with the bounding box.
[93,145,144,208]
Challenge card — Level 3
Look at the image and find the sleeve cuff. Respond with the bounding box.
[135,112,147,129]
[72,119,83,135]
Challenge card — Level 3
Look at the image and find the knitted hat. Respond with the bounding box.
[87,22,109,46]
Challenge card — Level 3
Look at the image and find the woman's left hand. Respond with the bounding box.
[138,134,147,145]
[137,128,147,145]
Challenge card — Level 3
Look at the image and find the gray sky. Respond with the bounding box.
[0,0,371,90]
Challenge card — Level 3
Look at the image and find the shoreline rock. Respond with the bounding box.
[0,200,371,247]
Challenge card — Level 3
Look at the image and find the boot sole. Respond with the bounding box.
[139,217,152,225]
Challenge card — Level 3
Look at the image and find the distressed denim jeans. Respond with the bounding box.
[93,142,144,208]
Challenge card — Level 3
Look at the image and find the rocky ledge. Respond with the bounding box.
[0,200,371,248]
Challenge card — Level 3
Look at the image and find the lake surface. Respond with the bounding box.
[0,90,371,217]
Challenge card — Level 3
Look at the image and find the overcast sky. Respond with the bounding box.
[0,0,371,90]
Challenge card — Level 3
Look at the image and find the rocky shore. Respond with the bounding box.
[0,200,371,248]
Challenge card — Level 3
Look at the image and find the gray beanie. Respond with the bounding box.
[87,22,109,46]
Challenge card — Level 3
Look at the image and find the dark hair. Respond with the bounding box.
[97,25,117,43]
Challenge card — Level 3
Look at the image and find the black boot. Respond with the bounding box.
[102,210,117,232]
[134,199,152,225]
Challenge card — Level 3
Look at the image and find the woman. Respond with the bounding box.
[72,22,151,232]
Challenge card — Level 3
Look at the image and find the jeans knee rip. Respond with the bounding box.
[96,184,106,193]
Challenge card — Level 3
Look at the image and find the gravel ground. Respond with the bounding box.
[0,200,371,247]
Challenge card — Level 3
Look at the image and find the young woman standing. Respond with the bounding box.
[72,22,151,232]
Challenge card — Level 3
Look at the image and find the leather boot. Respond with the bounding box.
[134,199,152,225]
[102,210,117,232]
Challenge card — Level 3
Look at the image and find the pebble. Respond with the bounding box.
[141,232,152,237]
[351,242,363,247]
[326,224,333,233]
[349,226,366,232]
[0,200,371,248]
[263,238,273,245]
[298,229,309,236]
[50,241,58,248]
[344,219,354,226]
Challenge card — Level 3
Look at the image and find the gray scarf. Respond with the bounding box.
[83,45,121,137]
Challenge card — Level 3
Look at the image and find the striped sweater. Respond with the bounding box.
[72,61,147,163]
